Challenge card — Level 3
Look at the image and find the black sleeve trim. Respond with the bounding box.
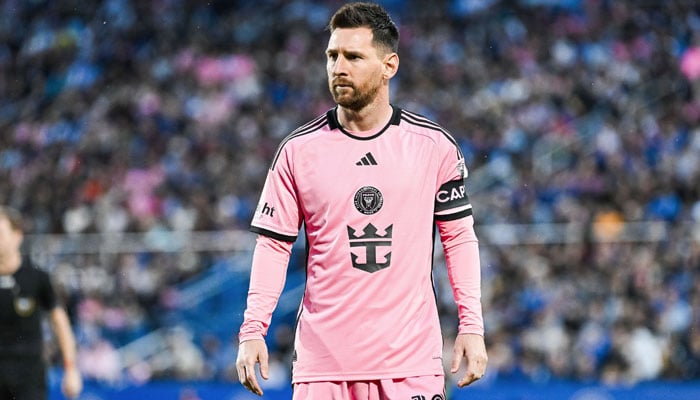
[250,226,297,243]
[434,208,473,222]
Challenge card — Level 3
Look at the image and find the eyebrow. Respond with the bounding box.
[326,48,365,57]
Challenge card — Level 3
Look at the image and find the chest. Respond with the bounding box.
[0,272,44,320]
[292,132,439,213]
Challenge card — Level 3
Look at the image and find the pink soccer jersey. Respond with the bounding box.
[242,106,483,382]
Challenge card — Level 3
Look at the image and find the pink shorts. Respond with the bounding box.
[292,375,445,400]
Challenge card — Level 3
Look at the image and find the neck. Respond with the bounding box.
[0,252,21,275]
[337,99,393,132]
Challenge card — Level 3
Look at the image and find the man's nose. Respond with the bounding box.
[331,56,348,75]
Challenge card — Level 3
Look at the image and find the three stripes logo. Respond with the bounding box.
[356,152,378,166]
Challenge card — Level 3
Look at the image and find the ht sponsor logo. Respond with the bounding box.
[347,223,392,273]
[259,202,275,217]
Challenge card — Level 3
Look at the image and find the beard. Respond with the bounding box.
[329,78,381,111]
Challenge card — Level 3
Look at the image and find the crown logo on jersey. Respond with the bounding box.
[347,223,393,240]
[347,223,393,273]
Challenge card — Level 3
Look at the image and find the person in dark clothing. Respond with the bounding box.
[0,206,82,399]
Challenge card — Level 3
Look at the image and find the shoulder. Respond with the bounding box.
[270,110,333,170]
[18,258,49,277]
[397,108,461,148]
[279,111,332,148]
[16,259,52,288]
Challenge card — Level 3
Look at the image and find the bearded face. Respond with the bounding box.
[326,27,388,112]
[329,73,382,111]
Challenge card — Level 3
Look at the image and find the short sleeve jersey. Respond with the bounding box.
[0,259,57,358]
[250,106,472,382]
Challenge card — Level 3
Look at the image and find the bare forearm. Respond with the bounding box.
[50,308,78,368]
[51,307,83,398]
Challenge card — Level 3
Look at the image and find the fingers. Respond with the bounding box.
[259,350,270,380]
[456,352,488,388]
[236,340,270,396]
[457,370,480,388]
[237,362,263,396]
[452,333,488,388]
[235,362,246,391]
[61,369,83,399]
[452,344,481,387]
[236,356,261,396]
[450,347,464,373]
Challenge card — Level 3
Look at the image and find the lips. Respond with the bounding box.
[333,80,353,88]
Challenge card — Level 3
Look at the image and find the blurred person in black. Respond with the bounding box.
[0,206,82,399]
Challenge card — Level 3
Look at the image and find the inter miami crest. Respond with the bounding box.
[353,186,383,215]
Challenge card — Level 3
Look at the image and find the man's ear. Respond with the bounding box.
[382,52,399,80]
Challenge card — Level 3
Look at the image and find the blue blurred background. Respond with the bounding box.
[1,0,699,398]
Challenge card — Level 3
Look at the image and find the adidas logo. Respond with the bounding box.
[356,152,378,166]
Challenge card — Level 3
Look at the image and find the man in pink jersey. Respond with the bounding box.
[236,2,487,399]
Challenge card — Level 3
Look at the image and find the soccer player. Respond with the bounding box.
[236,2,487,399]
[0,206,83,399]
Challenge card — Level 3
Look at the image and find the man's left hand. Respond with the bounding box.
[451,333,488,387]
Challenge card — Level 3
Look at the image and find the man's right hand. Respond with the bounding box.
[236,339,269,396]
[61,365,83,399]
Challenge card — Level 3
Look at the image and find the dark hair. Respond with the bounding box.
[0,206,23,232]
[328,2,399,53]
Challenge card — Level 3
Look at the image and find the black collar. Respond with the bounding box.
[326,105,402,140]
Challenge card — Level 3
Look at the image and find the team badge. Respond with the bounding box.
[14,297,36,317]
[457,159,467,179]
[353,186,383,215]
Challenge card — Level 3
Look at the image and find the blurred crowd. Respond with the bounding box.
[1,0,700,389]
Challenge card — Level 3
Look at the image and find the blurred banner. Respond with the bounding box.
[49,379,700,400]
